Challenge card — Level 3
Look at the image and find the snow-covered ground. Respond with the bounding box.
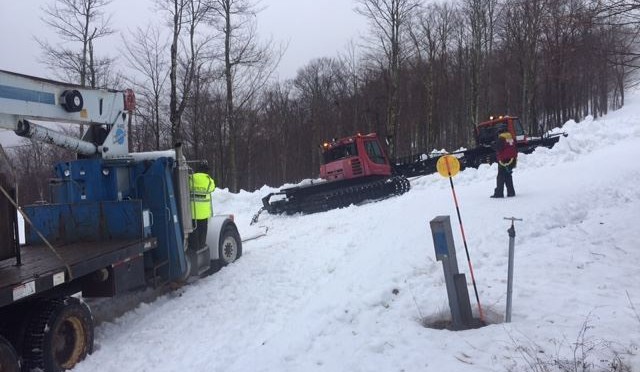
[73,96,640,371]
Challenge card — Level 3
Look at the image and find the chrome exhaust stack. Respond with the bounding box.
[173,143,194,243]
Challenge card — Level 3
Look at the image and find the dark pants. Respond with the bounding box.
[494,163,515,197]
[189,219,209,251]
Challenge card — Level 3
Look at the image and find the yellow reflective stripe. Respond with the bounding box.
[499,158,514,167]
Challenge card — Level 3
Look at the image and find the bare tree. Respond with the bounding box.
[409,2,459,152]
[7,137,75,205]
[122,25,170,151]
[596,0,640,22]
[157,0,213,144]
[356,0,421,158]
[339,40,365,134]
[502,0,547,131]
[211,0,281,192]
[464,0,498,125]
[294,58,346,171]
[38,0,115,88]
[594,0,640,100]
[184,64,217,161]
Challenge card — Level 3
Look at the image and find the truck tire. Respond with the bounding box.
[22,297,94,372]
[0,335,20,372]
[218,225,242,266]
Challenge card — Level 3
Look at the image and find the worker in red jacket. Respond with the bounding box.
[491,125,517,198]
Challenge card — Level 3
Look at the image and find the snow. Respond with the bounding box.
[72,96,640,371]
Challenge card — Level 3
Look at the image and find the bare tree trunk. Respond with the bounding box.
[168,0,185,144]
[223,0,238,191]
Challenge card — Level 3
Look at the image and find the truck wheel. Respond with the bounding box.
[218,225,242,266]
[0,335,20,372]
[22,297,94,372]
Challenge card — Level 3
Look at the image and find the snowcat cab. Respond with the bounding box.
[258,133,409,216]
[319,133,392,181]
[475,115,566,154]
[475,116,525,147]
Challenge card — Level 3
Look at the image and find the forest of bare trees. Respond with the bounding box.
[6,0,640,202]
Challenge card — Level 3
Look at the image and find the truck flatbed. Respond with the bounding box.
[0,238,156,308]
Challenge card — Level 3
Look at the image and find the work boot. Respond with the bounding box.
[490,187,503,198]
[507,192,516,197]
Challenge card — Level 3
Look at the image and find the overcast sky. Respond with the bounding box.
[0,0,368,80]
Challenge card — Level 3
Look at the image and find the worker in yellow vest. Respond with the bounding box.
[189,162,216,251]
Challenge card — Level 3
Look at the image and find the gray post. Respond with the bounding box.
[430,215,473,330]
[504,217,522,323]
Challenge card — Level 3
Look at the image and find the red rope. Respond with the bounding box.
[445,157,484,322]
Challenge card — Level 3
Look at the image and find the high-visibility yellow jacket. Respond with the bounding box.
[190,172,216,220]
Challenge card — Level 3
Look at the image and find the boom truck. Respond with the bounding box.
[259,116,565,217]
[0,69,242,371]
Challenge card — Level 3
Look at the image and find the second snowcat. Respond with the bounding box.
[393,116,567,177]
[260,133,410,215]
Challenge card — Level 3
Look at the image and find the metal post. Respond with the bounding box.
[430,216,474,330]
[504,217,522,323]
[11,188,21,266]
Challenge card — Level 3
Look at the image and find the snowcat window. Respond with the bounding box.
[365,140,386,164]
[477,124,501,146]
[513,119,525,136]
[322,143,357,164]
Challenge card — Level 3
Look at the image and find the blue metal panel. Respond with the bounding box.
[0,84,56,105]
[24,200,144,244]
[433,231,449,257]
[52,159,122,203]
[132,157,187,282]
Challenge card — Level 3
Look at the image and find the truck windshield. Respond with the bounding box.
[322,143,357,164]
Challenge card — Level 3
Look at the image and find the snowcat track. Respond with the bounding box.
[264,176,410,215]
